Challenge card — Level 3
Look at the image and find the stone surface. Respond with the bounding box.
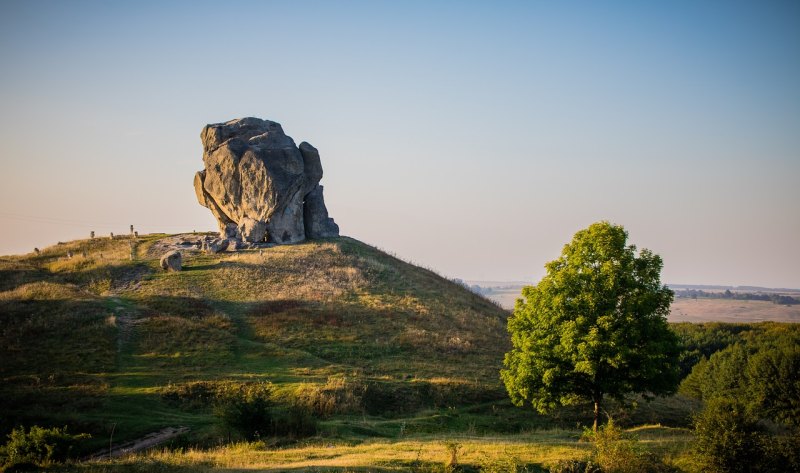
[304,184,340,238]
[203,238,229,254]
[194,117,339,244]
[160,250,182,271]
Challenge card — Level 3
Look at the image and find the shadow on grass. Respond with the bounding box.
[60,460,549,473]
[181,263,220,272]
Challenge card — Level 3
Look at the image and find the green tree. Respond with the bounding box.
[746,340,800,427]
[2,425,90,467]
[693,398,764,473]
[501,221,681,430]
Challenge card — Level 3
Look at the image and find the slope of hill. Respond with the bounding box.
[0,234,513,450]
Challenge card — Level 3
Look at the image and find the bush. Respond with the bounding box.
[2,425,90,467]
[293,376,365,418]
[271,403,318,438]
[759,433,800,473]
[214,382,274,440]
[586,420,674,473]
[548,459,600,473]
[693,398,764,473]
[212,381,318,440]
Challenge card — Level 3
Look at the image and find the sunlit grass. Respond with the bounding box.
[0,233,704,469]
[54,426,693,472]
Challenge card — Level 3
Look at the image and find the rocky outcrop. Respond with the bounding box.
[194,117,339,244]
[160,250,182,271]
[304,184,339,238]
[202,238,229,254]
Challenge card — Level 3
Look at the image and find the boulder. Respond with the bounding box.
[304,185,340,238]
[194,117,339,244]
[160,250,182,271]
[203,238,229,254]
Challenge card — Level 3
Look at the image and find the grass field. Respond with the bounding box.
[54,426,695,472]
[669,298,800,323]
[4,233,771,472]
[0,234,524,455]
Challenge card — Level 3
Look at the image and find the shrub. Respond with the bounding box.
[363,380,423,416]
[586,420,674,473]
[548,459,600,473]
[693,398,764,473]
[293,376,365,418]
[443,441,462,472]
[214,382,274,440]
[271,403,318,438]
[2,425,90,467]
[759,433,800,473]
[162,380,220,409]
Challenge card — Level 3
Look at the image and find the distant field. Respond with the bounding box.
[471,282,800,323]
[669,298,800,323]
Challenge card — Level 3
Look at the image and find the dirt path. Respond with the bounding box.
[86,426,190,460]
[108,297,141,352]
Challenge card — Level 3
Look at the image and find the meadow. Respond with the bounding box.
[0,234,797,472]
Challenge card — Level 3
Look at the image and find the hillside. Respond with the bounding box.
[0,234,513,450]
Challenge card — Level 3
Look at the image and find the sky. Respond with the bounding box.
[0,1,798,288]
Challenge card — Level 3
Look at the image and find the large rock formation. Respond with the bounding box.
[194,117,339,244]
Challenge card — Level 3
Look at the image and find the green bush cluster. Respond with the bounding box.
[214,382,275,440]
[678,326,800,471]
[292,376,500,419]
[692,398,800,473]
[1,425,90,468]
[547,421,676,473]
[583,420,674,473]
[212,382,317,440]
[679,326,799,426]
[549,459,600,473]
[162,380,318,440]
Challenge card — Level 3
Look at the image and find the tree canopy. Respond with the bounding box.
[501,221,681,430]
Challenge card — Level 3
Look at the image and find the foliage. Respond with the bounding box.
[692,398,765,473]
[585,420,674,473]
[679,328,800,427]
[502,222,681,430]
[669,323,754,380]
[745,339,800,427]
[548,458,600,473]
[211,381,318,440]
[1,425,90,467]
[443,440,462,471]
[673,289,799,305]
[213,382,274,440]
[270,403,318,438]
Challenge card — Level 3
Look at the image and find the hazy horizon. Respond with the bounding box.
[1,1,798,288]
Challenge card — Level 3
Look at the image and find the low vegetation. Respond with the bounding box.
[1,233,797,471]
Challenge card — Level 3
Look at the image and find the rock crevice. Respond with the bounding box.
[194,117,339,244]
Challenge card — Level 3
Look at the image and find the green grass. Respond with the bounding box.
[47,426,694,472]
[1,233,705,470]
[0,235,515,450]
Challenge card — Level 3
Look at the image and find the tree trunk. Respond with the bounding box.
[593,398,601,432]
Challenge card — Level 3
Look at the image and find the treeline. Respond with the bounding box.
[674,288,800,305]
[671,322,800,472]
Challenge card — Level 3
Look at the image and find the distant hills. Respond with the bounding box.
[464,281,800,323]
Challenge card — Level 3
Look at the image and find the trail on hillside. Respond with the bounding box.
[86,426,190,461]
[108,297,142,352]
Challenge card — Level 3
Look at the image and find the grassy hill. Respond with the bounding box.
[1,233,527,451]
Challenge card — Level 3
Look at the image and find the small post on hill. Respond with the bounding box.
[109,422,116,459]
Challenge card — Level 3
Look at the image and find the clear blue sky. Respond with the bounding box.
[1,1,798,287]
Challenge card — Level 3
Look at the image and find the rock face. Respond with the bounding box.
[202,238,229,254]
[194,117,339,244]
[160,250,182,271]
